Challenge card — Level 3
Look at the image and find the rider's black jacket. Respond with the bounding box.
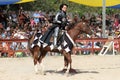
[53,10,68,30]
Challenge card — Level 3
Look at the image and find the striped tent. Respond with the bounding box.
[69,0,120,7]
[16,0,35,4]
[109,4,120,8]
[0,0,20,5]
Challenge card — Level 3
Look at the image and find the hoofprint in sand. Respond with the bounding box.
[0,55,120,80]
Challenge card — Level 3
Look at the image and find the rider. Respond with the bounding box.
[53,3,68,47]
[40,4,69,47]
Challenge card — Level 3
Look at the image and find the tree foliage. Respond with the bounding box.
[1,0,120,15]
[30,0,120,15]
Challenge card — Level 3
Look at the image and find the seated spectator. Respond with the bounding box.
[33,10,40,25]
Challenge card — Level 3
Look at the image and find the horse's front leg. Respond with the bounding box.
[63,56,68,72]
[64,53,77,74]
[56,56,69,72]
[64,53,72,75]
[55,52,69,72]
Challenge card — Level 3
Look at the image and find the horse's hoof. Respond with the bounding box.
[62,69,67,73]
[35,72,39,74]
[55,68,65,72]
[41,72,46,75]
[55,68,67,73]
[69,68,77,73]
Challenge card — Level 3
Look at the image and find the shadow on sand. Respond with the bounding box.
[45,68,99,76]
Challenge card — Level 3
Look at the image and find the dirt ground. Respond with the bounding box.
[0,55,120,80]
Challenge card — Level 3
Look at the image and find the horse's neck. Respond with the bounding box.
[68,27,80,41]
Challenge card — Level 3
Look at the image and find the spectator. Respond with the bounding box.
[0,10,8,29]
[73,15,79,23]
[33,10,40,26]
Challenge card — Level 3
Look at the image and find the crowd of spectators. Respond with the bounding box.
[0,7,120,56]
[72,13,120,55]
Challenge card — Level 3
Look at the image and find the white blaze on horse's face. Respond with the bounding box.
[83,22,85,24]
[82,22,92,35]
[82,22,87,31]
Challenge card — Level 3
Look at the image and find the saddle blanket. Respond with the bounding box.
[31,31,43,48]
[31,31,75,53]
[56,32,75,53]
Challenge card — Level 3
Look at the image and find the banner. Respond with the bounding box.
[69,0,120,7]
[16,0,35,4]
[0,0,20,5]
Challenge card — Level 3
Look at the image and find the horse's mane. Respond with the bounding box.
[67,21,82,30]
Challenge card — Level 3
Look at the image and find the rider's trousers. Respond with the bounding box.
[54,27,59,46]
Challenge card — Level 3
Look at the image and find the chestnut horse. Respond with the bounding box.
[29,21,92,75]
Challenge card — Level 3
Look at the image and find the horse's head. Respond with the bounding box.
[77,22,93,35]
[68,21,93,41]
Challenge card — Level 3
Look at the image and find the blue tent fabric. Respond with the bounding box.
[109,4,120,9]
[0,0,20,5]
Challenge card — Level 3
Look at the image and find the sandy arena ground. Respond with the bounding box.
[0,55,120,80]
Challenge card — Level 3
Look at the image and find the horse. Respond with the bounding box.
[29,21,93,75]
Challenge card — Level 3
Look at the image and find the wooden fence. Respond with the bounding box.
[0,39,29,57]
[73,38,120,55]
[0,38,120,57]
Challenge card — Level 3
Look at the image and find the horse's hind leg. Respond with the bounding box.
[34,53,39,74]
[38,51,47,75]
[32,47,40,74]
